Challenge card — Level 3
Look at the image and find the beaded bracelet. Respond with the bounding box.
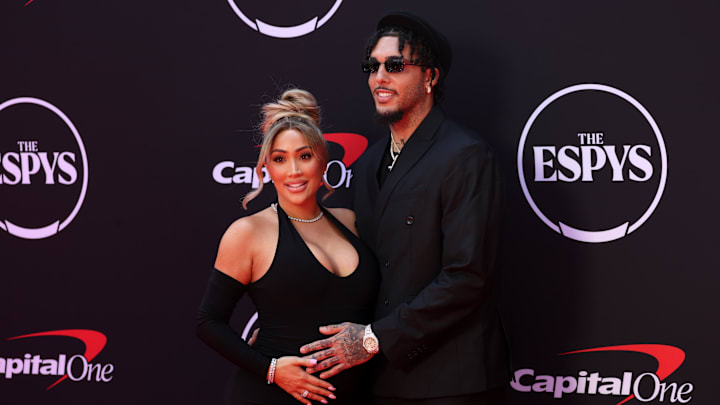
[267,358,277,384]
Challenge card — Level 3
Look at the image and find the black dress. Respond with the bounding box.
[197,205,379,404]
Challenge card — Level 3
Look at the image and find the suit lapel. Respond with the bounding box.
[355,140,383,249]
[364,141,384,202]
[372,108,445,231]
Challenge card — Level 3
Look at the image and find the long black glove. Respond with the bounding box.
[196,268,270,377]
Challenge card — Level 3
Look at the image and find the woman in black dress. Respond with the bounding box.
[197,89,379,404]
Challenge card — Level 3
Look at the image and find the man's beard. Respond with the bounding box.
[374,108,404,124]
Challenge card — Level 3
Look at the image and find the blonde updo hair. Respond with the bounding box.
[242,88,333,209]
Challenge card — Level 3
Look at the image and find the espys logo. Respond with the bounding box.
[0,97,89,240]
[517,84,667,243]
[511,344,693,404]
[213,132,368,189]
[227,0,343,39]
[1,329,113,390]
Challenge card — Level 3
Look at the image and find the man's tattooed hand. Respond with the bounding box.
[299,322,374,379]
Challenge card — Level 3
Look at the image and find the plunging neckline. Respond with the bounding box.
[281,205,362,279]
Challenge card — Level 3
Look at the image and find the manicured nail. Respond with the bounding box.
[328,386,336,391]
[329,394,337,399]
[321,400,328,404]
[309,359,317,366]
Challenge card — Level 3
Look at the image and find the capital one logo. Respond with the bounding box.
[517,84,668,243]
[213,132,368,189]
[1,329,113,389]
[227,0,343,38]
[0,97,89,239]
[511,344,693,403]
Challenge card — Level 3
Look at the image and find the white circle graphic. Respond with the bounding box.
[227,0,343,38]
[0,97,89,240]
[517,84,667,243]
[241,312,258,341]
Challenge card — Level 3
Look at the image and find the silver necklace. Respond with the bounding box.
[388,133,402,171]
[271,203,324,223]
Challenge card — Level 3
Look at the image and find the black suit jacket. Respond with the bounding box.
[354,107,509,398]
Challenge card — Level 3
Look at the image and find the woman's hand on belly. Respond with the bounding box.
[275,356,337,405]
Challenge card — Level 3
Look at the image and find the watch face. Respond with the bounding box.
[363,337,378,353]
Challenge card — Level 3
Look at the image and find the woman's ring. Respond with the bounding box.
[301,390,309,398]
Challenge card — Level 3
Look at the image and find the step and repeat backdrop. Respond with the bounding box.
[2,1,718,404]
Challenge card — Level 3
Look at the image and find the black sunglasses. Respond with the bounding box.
[362,57,423,74]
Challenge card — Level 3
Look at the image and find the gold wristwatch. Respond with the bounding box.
[363,324,380,354]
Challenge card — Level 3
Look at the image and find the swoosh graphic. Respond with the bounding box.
[8,329,108,390]
[323,133,368,167]
[559,344,685,405]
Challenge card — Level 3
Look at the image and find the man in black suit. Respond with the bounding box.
[301,12,509,404]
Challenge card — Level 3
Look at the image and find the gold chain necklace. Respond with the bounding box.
[388,133,403,171]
